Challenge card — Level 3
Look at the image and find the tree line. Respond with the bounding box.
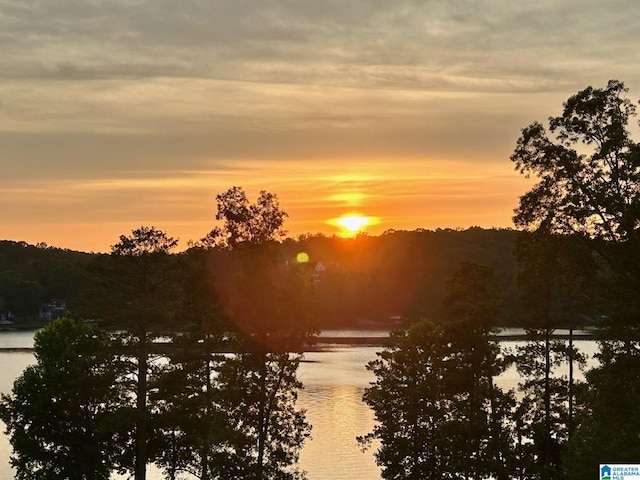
[362,79,640,480]
[1,79,639,479]
[0,226,525,329]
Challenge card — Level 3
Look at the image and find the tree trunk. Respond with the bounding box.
[256,353,267,480]
[169,431,177,480]
[543,329,551,480]
[568,325,574,438]
[489,376,508,480]
[467,368,477,480]
[135,333,148,480]
[201,353,212,480]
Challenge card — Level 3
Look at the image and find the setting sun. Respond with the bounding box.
[338,216,369,232]
[332,215,375,235]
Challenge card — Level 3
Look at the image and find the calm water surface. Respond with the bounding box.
[0,331,382,480]
[0,330,597,480]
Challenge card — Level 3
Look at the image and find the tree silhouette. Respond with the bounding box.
[109,226,182,480]
[361,262,515,480]
[0,316,128,480]
[511,79,640,334]
[511,80,640,479]
[200,187,312,479]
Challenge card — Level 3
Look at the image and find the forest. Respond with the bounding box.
[0,226,525,330]
[1,80,639,480]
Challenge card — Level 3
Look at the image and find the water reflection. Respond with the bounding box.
[0,352,37,480]
[298,347,381,479]
[0,332,600,480]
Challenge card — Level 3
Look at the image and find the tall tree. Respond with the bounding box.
[213,351,310,480]
[108,226,181,480]
[0,315,128,480]
[511,80,640,478]
[512,79,640,242]
[440,261,516,480]
[200,187,312,479]
[512,233,590,480]
[511,79,640,333]
[512,334,585,480]
[360,320,453,480]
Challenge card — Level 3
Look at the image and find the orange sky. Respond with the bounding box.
[2,154,533,251]
[1,2,638,252]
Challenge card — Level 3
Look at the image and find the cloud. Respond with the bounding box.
[0,0,638,250]
[2,0,638,88]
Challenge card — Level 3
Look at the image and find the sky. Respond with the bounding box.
[1,0,640,252]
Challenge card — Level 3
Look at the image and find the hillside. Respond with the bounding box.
[0,228,521,327]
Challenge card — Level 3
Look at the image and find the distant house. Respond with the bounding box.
[39,299,67,322]
[0,312,14,326]
[312,262,326,282]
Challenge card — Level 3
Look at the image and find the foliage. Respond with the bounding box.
[108,226,183,480]
[565,343,640,480]
[108,226,181,330]
[200,186,288,249]
[511,80,640,479]
[150,335,228,480]
[511,79,640,334]
[213,352,310,480]
[441,262,516,480]
[0,271,43,317]
[515,234,600,327]
[0,315,129,480]
[361,319,514,480]
[209,187,311,480]
[179,247,228,333]
[111,226,179,257]
[167,187,312,480]
[209,249,316,351]
[1,228,526,330]
[152,338,312,480]
[512,233,594,480]
[292,228,520,328]
[0,240,95,320]
[512,332,586,480]
[511,79,640,242]
[361,263,515,480]
[443,259,500,330]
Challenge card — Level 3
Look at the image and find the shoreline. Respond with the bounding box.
[0,332,600,354]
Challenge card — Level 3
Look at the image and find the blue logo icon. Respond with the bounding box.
[601,465,612,480]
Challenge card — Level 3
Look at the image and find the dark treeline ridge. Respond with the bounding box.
[0,240,95,321]
[0,226,615,332]
[0,227,558,330]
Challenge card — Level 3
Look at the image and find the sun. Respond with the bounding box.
[335,215,371,234]
[328,213,380,236]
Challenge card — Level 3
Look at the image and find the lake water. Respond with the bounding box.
[0,330,598,480]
